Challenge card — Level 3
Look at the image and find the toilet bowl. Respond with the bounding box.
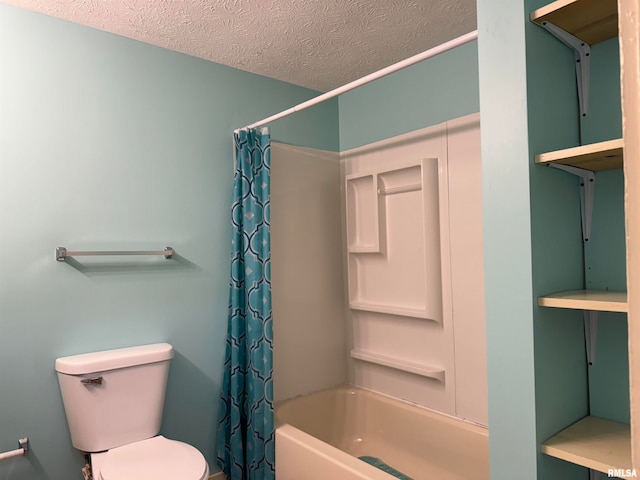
[55,343,209,480]
[91,436,208,480]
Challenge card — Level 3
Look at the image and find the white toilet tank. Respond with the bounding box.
[55,343,174,452]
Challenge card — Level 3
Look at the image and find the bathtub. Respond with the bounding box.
[275,386,489,480]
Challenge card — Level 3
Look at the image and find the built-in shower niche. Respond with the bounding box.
[345,174,382,253]
[346,159,443,322]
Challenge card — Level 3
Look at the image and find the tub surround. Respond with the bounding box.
[341,114,487,426]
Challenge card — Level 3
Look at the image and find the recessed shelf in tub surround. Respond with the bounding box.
[345,164,425,254]
[350,350,445,383]
[346,160,443,321]
[348,302,432,319]
[378,183,422,196]
[345,173,382,253]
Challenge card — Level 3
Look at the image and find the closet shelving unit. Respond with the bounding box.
[531,0,636,475]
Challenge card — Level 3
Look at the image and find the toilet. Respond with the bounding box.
[55,343,209,480]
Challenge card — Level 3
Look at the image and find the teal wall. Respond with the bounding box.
[580,38,628,424]
[477,1,540,478]
[0,4,337,479]
[581,40,622,144]
[338,41,479,150]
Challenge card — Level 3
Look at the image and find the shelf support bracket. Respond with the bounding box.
[549,164,595,242]
[583,310,598,365]
[539,21,591,117]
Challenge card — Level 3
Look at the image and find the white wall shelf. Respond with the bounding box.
[350,350,445,383]
[538,290,628,313]
[378,183,422,195]
[541,416,632,473]
[345,173,381,253]
[535,138,623,171]
[530,0,618,45]
[348,302,430,320]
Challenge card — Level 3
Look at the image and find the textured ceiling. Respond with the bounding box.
[1,0,477,92]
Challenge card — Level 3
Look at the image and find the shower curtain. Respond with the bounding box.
[217,128,274,480]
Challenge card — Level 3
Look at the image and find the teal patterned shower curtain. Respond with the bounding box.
[217,128,274,480]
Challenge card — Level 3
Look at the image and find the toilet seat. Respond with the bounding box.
[98,435,208,480]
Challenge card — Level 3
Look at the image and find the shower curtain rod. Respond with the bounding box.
[236,30,478,132]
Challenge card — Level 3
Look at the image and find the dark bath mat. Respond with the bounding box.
[359,456,414,480]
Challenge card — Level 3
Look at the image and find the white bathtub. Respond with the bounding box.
[275,386,489,480]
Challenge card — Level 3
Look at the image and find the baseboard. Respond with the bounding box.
[210,472,226,480]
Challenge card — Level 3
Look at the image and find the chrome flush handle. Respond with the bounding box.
[81,376,103,386]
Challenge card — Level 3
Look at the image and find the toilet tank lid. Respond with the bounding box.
[55,343,174,375]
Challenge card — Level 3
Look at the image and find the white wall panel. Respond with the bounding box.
[341,114,487,425]
[447,114,488,425]
[271,143,346,402]
[342,122,455,415]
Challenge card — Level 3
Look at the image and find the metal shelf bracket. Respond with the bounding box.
[550,164,595,242]
[584,310,598,365]
[540,21,591,117]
